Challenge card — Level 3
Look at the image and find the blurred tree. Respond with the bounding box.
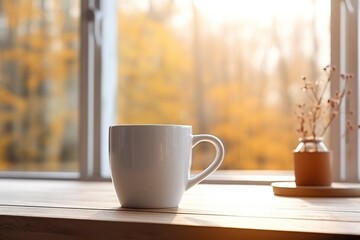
[117,8,194,125]
[116,0,328,170]
[0,0,78,171]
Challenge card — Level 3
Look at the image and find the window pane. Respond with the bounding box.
[116,0,330,170]
[0,0,79,171]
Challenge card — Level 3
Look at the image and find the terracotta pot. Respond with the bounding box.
[293,151,332,186]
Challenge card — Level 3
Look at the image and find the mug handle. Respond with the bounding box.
[186,134,225,190]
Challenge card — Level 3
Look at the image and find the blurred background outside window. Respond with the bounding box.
[0,0,79,172]
[116,0,330,171]
[0,0,330,173]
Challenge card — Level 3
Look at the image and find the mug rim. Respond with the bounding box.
[109,124,192,128]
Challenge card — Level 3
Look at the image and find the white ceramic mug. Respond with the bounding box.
[109,124,225,208]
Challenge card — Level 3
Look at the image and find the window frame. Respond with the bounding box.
[0,0,359,183]
[79,0,103,180]
[330,0,360,182]
[79,0,117,180]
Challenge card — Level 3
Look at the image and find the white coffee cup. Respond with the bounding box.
[109,124,225,208]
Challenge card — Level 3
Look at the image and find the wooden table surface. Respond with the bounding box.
[0,179,359,240]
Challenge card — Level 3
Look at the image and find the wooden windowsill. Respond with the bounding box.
[0,179,359,239]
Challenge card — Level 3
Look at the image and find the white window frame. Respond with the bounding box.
[96,0,360,184]
[79,0,117,180]
[330,0,360,182]
[0,0,115,180]
[0,1,359,184]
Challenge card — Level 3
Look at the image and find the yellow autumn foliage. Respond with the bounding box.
[0,0,78,171]
[0,1,324,172]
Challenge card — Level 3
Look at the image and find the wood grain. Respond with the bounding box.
[0,179,359,239]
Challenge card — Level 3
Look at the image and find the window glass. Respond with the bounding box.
[0,0,79,171]
[116,0,330,170]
